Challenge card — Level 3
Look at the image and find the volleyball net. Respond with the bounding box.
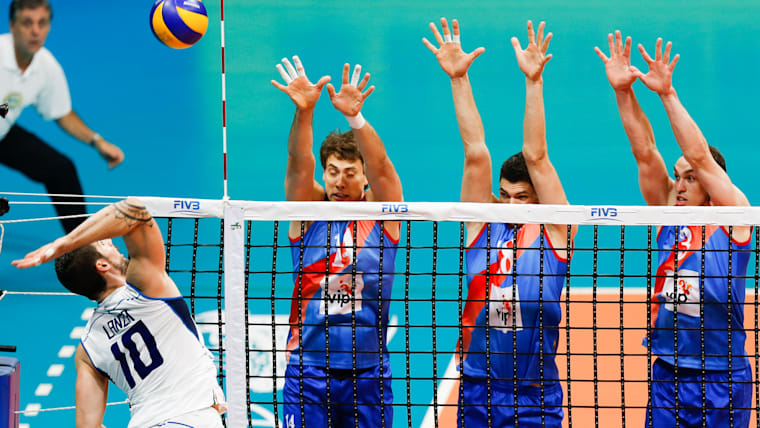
[4,196,760,427]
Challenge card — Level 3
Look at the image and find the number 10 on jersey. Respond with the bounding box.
[110,320,164,388]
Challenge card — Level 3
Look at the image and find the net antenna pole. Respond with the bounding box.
[223,203,246,427]
[220,0,229,201]
[0,289,13,351]
[0,197,8,255]
[0,198,8,254]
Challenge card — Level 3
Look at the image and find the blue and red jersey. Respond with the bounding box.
[287,220,398,369]
[645,225,751,370]
[459,223,570,389]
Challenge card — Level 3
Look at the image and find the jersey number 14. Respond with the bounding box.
[110,320,165,388]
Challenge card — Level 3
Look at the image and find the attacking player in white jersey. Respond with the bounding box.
[13,197,226,428]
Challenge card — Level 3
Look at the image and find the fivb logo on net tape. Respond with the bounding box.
[381,203,410,215]
[139,197,224,218]
[587,206,622,223]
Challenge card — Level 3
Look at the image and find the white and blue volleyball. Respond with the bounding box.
[150,0,208,49]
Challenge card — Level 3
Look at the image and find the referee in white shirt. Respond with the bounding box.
[0,0,124,233]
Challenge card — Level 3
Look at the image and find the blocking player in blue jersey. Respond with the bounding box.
[597,31,752,427]
[271,57,403,427]
[424,19,576,427]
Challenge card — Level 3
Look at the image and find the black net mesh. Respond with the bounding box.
[165,215,760,427]
[159,217,227,424]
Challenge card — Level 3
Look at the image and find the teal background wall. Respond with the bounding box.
[1,1,759,426]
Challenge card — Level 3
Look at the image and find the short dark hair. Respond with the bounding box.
[319,130,364,169]
[55,245,106,301]
[9,0,52,23]
[708,145,727,172]
[500,152,533,185]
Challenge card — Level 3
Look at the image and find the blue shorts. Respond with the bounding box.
[282,362,393,428]
[647,358,752,428]
[457,377,564,428]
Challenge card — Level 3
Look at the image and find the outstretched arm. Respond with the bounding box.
[634,39,748,208]
[511,21,576,246]
[75,345,108,428]
[272,56,331,202]
[56,111,124,169]
[423,18,490,204]
[596,31,672,205]
[326,64,403,203]
[12,198,175,297]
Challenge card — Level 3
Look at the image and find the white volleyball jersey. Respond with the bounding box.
[0,33,72,139]
[80,283,220,428]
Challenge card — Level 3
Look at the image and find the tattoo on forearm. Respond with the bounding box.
[112,201,154,227]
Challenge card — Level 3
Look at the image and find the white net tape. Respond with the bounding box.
[140,196,760,225]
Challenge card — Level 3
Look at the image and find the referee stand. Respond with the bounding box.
[0,351,19,428]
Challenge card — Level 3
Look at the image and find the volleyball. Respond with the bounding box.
[150,0,209,49]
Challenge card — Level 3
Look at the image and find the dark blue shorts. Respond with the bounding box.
[457,377,564,428]
[282,362,393,428]
[647,358,752,428]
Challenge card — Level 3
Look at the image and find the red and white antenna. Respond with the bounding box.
[220,0,229,200]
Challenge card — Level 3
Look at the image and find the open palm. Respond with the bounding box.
[282,78,326,110]
[422,18,484,79]
[271,56,330,111]
[634,38,680,95]
[595,31,637,90]
[512,21,552,82]
[326,63,374,117]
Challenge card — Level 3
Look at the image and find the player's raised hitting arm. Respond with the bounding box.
[326,63,403,205]
[423,17,489,205]
[511,21,576,245]
[633,38,749,210]
[272,56,331,202]
[596,31,672,206]
[12,197,175,298]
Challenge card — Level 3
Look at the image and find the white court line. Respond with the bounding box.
[20,423,29,428]
[420,356,458,428]
[69,327,85,339]
[34,384,52,397]
[22,403,40,417]
[81,307,94,320]
[47,364,64,377]
[387,315,398,343]
[58,345,75,358]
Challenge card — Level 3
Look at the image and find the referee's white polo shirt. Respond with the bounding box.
[0,32,71,140]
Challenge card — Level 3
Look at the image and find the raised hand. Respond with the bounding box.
[422,17,485,79]
[12,238,67,268]
[511,20,553,82]
[326,64,374,117]
[595,30,637,91]
[633,38,680,95]
[271,56,330,111]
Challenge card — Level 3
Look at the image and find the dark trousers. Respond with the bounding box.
[0,125,86,233]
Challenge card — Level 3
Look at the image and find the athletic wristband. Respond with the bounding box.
[345,113,366,130]
[90,132,102,146]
